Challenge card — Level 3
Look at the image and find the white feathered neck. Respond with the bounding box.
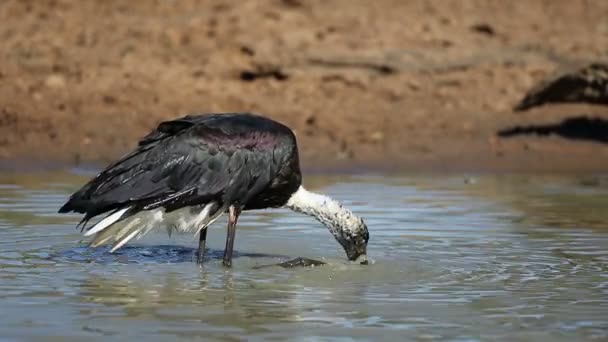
[286,186,362,237]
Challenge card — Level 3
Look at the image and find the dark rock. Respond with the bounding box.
[253,257,326,269]
[239,66,288,82]
[514,63,608,111]
[470,23,495,36]
[498,116,608,144]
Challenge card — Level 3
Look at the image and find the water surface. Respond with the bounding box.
[0,170,607,341]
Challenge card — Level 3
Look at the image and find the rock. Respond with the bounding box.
[252,257,326,269]
[369,131,384,143]
[514,63,608,111]
[497,116,608,143]
[470,23,495,36]
[45,74,66,89]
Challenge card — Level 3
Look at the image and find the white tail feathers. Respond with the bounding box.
[109,229,140,252]
[84,208,129,237]
[84,203,222,252]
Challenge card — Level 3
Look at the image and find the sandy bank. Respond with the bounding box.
[1,0,607,172]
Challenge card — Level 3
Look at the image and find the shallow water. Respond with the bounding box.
[1,170,607,341]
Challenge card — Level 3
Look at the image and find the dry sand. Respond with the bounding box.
[1,0,608,172]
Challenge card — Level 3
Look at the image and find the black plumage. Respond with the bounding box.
[59,113,302,265]
[60,113,301,216]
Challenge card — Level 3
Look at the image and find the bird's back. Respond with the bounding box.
[59,113,302,224]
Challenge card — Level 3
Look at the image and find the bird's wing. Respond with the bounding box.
[59,115,284,224]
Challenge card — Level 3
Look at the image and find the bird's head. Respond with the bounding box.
[335,217,369,265]
[286,186,369,265]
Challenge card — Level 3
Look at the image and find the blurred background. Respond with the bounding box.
[0,0,607,172]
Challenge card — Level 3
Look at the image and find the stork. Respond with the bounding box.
[59,113,369,266]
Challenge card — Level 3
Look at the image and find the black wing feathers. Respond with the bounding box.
[59,113,297,222]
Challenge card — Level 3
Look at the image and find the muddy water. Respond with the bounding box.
[0,170,607,341]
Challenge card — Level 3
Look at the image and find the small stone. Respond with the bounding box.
[369,131,384,143]
[305,115,316,126]
[45,74,66,88]
[102,95,117,104]
[470,23,495,36]
[336,149,354,160]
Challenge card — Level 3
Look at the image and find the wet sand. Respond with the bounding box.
[1,0,607,172]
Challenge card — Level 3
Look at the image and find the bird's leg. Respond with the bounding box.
[196,227,208,265]
[223,205,241,267]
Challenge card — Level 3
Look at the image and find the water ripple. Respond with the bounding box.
[0,173,607,340]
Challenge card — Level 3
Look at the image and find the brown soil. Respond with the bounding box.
[1,0,608,172]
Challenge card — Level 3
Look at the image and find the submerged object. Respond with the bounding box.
[253,257,327,269]
[59,113,369,267]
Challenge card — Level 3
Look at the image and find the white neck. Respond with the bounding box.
[286,186,362,238]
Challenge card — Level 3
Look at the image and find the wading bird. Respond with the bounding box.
[59,113,369,266]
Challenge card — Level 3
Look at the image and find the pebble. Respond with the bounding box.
[45,74,66,89]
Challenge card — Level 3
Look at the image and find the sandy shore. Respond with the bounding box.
[1,0,607,172]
